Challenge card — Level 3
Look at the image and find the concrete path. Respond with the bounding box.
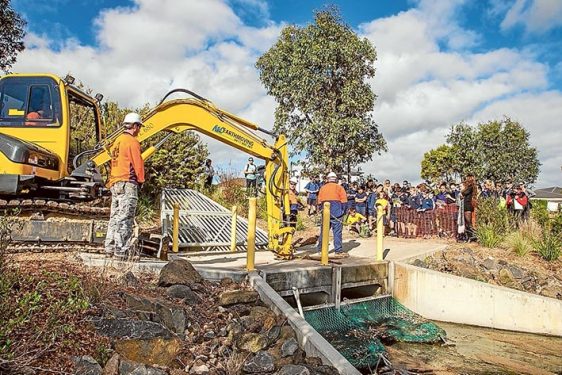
[161,236,449,271]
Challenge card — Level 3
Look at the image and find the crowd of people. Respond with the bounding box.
[297,174,536,242]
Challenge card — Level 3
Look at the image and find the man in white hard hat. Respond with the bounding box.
[104,112,145,259]
[317,172,348,256]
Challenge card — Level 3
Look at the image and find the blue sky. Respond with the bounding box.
[11,0,562,186]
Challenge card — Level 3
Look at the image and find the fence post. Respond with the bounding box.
[376,205,384,261]
[172,203,180,253]
[321,202,331,266]
[230,205,237,252]
[246,197,257,271]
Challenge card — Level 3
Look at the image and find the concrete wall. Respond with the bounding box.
[249,273,361,375]
[392,262,562,336]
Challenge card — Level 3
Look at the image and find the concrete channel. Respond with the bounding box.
[81,253,562,374]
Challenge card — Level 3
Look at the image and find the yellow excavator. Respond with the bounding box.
[0,73,295,258]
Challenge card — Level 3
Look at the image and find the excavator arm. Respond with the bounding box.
[89,94,294,258]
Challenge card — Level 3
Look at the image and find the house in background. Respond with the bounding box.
[532,187,562,212]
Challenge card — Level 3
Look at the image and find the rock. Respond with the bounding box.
[122,294,186,337]
[115,337,182,367]
[243,351,275,373]
[158,258,202,287]
[217,327,228,337]
[304,357,323,367]
[412,259,426,268]
[166,285,193,299]
[249,306,277,330]
[281,338,299,357]
[218,290,258,306]
[189,362,210,375]
[266,326,281,343]
[220,277,234,287]
[93,318,174,340]
[165,285,203,306]
[118,359,168,375]
[481,258,498,270]
[203,330,216,340]
[238,333,269,353]
[498,259,508,266]
[119,271,139,287]
[277,365,310,375]
[170,370,188,375]
[314,365,340,375]
[153,301,187,337]
[103,353,120,375]
[508,265,525,279]
[73,356,102,375]
[499,268,516,287]
[278,326,296,341]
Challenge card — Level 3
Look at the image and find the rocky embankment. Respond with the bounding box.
[74,259,338,375]
[413,246,562,300]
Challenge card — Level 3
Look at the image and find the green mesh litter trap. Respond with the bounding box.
[304,296,446,370]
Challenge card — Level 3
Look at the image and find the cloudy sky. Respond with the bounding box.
[11,0,562,187]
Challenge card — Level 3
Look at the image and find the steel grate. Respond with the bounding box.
[160,189,269,252]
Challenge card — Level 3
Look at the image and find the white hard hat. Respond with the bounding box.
[289,177,298,184]
[123,112,143,128]
[327,172,337,179]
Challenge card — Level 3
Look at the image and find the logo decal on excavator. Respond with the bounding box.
[212,125,254,149]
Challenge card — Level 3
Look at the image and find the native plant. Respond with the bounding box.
[256,7,386,175]
[534,232,562,261]
[504,232,532,257]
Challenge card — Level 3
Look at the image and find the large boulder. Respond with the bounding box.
[218,290,258,306]
[243,351,275,373]
[73,355,102,375]
[166,285,202,305]
[123,294,187,337]
[158,259,202,287]
[115,337,182,367]
[93,318,174,340]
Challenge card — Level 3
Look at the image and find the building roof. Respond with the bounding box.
[534,187,562,200]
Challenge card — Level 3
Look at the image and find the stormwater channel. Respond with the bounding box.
[262,261,562,374]
[302,298,562,374]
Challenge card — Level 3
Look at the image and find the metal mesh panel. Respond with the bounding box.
[304,296,446,370]
[160,189,269,252]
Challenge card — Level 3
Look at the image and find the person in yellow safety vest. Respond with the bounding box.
[317,171,348,256]
[104,112,145,259]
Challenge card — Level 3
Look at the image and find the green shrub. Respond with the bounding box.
[505,231,532,257]
[136,195,157,225]
[476,224,504,248]
[534,232,562,261]
[476,198,513,236]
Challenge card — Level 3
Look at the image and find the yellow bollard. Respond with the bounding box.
[246,197,257,271]
[321,202,331,266]
[230,205,237,252]
[172,203,180,253]
[376,205,384,261]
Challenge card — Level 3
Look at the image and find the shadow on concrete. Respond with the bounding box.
[342,240,361,253]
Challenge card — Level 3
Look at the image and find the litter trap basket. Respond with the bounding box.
[304,296,446,370]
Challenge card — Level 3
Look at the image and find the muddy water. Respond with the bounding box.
[386,322,562,375]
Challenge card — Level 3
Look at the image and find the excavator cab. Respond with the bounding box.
[0,73,103,199]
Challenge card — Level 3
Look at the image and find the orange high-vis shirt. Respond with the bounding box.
[108,133,145,187]
[318,182,347,203]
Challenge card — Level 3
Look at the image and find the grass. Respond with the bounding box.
[534,232,562,261]
[504,231,532,257]
[475,224,504,248]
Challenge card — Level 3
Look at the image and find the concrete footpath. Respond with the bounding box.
[178,236,448,271]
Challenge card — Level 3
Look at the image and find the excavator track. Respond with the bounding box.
[0,199,110,217]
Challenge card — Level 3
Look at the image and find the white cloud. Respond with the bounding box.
[501,0,562,33]
[358,0,559,187]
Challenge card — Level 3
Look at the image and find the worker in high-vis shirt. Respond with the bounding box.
[104,112,145,259]
[317,172,348,256]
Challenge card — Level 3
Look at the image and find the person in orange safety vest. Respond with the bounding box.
[317,171,348,255]
[104,112,145,259]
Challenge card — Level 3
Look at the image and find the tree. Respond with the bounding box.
[0,0,26,73]
[256,8,386,174]
[420,145,456,183]
[422,118,540,184]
